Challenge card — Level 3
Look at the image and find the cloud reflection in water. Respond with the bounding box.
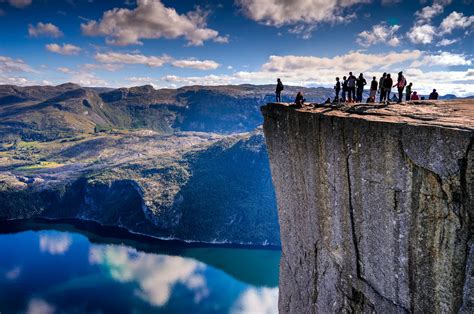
[88,245,209,306]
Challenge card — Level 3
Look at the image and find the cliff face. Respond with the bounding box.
[262,101,473,313]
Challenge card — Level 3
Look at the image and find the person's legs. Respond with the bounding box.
[398,88,403,103]
[379,89,384,102]
[386,88,391,102]
[342,90,346,102]
[276,92,280,102]
[406,93,410,101]
[335,90,340,101]
[381,89,386,102]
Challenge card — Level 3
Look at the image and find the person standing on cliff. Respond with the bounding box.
[356,73,367,102]
[378,73,386,103]
[276,78,284,102]
[347,72,357,102]
[342,76,348,102]
[334,77,341,102]
[369,76,378,102]
[393,71,406,103]
[405,82,413,101]
[383,73,393,103]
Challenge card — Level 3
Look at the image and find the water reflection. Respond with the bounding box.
[39,233,72,255]
[0,222,280,313]
[89,246,209,306]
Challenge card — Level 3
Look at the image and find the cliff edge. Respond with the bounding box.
[262,100,473,313]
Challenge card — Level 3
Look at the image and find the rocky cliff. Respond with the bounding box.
[262,101,473,313]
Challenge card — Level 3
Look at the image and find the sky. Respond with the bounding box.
[0,0,473,96]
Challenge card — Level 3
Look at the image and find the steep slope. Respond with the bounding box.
[0,129,279,245]
[262,101,473,312]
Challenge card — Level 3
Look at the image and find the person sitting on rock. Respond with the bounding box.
[410,91,420,100]
[294,91,305,107]
[429,89,439,100]
[405,82,413,101]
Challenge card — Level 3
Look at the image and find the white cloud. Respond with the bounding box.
[81,0,227,46]
[436,38,459,46]
[39,233,72,255]
[28,22,63,38]
[0,56,35,73]
[411,51,472,67]
[407,24,436,44]
[415,3,444,23]
[8,0,32,8]
[408,1,470,45]
[89,245,208,306]
[56,67,73,73]
[171,59,220,70]
[25,299,55,314]
[45,43,81,55]
[439,11,474,35]
[356,22,401,47]
[162,74,235,85]
[231,287,278,314]
[95,52,220,70]
[236,0,370,26]
[95,52,171,67]
[69,71,109,86]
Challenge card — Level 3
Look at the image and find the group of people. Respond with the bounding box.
[275,73,440,106]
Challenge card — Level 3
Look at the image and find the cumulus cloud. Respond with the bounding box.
[39,233,72,255]
[8,0,32,8]
[28,22,63,38]
[0,56,35,73]
[81,0,227,46]
[95,52,219,70]
[407,24,437,44]
[45,43,81,55]
[237,0,370,26]
[439,11,474,35]
[357,22,401,47]
[411,51,472,67]
[171,59,220,70]
[407,1,471,45]
[95,52,172,67]
[89,245,209,306]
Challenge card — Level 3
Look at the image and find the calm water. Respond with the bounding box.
[0,221,280,313]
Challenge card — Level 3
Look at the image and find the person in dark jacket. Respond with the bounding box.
[356,73,367,102]
[347,72,357,102]
[378,73,386,103]
[342,76,348,102]
[334,77,341,102]
[383,73,393,103]
[393,71,406,103]
[429,89,439,100]
[405,82,413,101]
[369,76,378,102]
[276,78,284,102]
[294,91,305,107]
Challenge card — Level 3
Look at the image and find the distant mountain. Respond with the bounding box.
[0,83,334,141]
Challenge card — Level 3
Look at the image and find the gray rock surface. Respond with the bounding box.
[262,101,473,313]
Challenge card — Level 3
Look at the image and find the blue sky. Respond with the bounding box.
[0,0,473,96]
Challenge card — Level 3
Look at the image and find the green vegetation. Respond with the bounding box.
[15,161,64,171]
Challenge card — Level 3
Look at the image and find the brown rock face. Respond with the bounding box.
[261,101,473,313]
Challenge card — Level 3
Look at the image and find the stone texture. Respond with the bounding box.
[261,101,473,313]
